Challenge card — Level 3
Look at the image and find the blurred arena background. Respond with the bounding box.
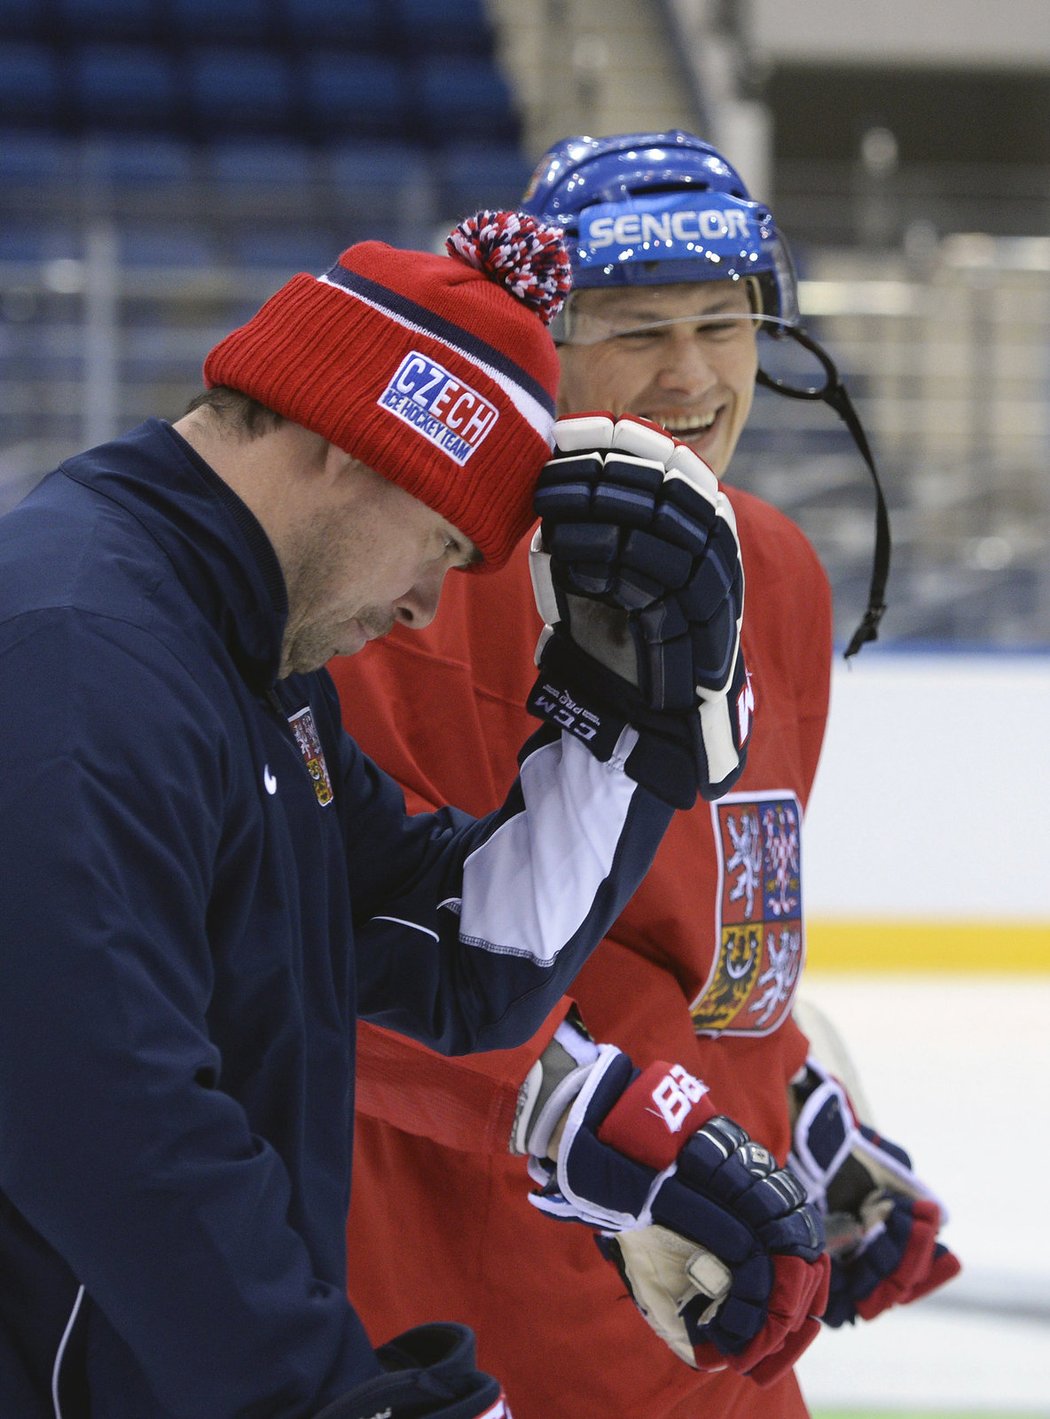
[1,0,1047,1411]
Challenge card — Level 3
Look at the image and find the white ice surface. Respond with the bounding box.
[794,974,1050,1413]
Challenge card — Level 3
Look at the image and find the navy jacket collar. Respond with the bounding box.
[59,419,289,691]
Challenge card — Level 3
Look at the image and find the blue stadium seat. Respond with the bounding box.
[0,129,78,190]
[282,0,385,50]
[202,135,319,193]
[166,0,280,44]
[302,53,411,141]
[229,226,340,273]
[200,136,323,227]
[76,134,199,216]
[323,137,435,245]
[79,133,197,187]
[70,43,180,133]
[185,47,297,137]
[0,0,49,39]
[434,141,533,217]
[54,0,159,41]
[388,0,493,56]
[415,56,520,144]
[0,222,81,263]
[0,42,63,127]
[117,222,217,268]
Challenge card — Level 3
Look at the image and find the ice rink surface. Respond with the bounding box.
[794,973,1050,1415]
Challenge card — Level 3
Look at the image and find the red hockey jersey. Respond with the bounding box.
[331,486,833,1418]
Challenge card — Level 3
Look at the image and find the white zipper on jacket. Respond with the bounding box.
[52,1283,85,1419]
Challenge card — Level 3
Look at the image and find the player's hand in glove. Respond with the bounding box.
[526,412,751,807]
[788,1056,961,1328]
[511,1020,829,1387]
[313,1322,508,1419]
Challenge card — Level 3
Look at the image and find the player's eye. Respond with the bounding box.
[442,534,472,568]
[614,327,663,345]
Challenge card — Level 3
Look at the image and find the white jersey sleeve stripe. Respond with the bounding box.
[457,733,639,966]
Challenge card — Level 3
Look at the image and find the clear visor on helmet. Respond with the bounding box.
[554,190,799,343]
[551,285,798,346]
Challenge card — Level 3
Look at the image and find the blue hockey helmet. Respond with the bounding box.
[522,130,891,659]
[520,130,799,332]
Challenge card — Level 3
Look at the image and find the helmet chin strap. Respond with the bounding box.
[757,326,891,659]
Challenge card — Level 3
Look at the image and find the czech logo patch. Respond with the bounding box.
[288,705,334,807]
[690,791,804,1036]
[379,351,498,465]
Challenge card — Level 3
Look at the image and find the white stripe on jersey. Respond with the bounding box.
[457,732,639,965]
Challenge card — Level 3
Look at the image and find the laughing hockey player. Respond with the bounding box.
[332,134,961,1418]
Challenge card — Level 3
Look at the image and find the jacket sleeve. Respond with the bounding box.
[339,711,674,1056]
[0,615,380,1419]
[353,1010,567,1154]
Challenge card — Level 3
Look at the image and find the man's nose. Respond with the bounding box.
[394,563,447,631]
[655,333,719,394]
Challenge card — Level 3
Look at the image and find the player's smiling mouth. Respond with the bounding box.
[645,411,718,439]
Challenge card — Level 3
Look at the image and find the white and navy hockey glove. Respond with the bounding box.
[512,1022,829,1387]
[789,1057,961,1328]
[526,413,751,807]
[314,1323,508,1419]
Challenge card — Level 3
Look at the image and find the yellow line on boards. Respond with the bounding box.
[805,919,1050,973]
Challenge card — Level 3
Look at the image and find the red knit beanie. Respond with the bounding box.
[203,210,571,570]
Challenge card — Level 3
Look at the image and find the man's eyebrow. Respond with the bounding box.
[694,292,751,315]
[595,301,665,323]
[612,294,749,323]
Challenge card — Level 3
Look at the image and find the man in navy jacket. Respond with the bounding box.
[0,212,759,1418]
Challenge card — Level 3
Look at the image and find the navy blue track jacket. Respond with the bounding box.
[0,422,672,1419]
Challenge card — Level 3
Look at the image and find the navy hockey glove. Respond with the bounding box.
[526,412,751,808]
[789,1057,961,1328]
[313,1323,508,1419]
[512,1023,828,1387]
